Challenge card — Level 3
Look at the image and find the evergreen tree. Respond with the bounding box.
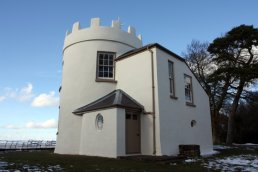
[208,25,258,145]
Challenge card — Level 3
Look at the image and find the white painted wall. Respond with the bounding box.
[155,48,213,155]
[55,18,142,155]
[116,51,153,112]
[79,108,125,158]
[140,115,154,155]
[116,50,158,155]
[116,108,126,156]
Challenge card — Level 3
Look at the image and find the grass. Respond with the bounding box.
[0,146,257,172]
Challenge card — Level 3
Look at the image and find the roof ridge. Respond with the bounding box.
[115,43,185,62]
[113,89,122,104]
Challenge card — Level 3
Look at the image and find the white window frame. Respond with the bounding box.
[168,60,176,98]
[184,74,194,104]
[96,51,115,80]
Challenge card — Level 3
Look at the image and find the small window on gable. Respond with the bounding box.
[191,120,197,127]
[97,52,115,80]
[184,74,193,104]
[168,61,176,98]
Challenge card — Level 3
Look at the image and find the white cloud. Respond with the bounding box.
[4,124,21,129]
[31,91,59,107]
[0,96,5,102]
[2,119,57,130]
[25,119,57,129]
[5,83,34,102]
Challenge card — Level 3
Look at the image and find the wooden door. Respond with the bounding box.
[126,111,141,154]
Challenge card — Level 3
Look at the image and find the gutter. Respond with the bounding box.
[147,47,156,155]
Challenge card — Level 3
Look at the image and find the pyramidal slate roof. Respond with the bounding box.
[73,89,144,115]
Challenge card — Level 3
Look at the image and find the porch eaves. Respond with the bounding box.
[73,89,144,115]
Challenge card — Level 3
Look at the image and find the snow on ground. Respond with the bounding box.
[233,143,258,146]
[203,155,258,172]
[201,150,219,157]
[185,159,198,163]
[0,161,63,172]
[213,145,232,150]
[0,161,8,168]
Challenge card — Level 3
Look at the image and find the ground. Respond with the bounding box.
[0,145,257,172]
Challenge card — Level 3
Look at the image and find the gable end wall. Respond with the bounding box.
[155,48,213,155]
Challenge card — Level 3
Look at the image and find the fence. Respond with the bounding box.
[0,140,56,150]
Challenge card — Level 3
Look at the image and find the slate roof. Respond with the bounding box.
[115,43,185,62]
[73,89,144,115]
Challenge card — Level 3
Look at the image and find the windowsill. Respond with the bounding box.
[170,95,178,100]
[95,78,117,83]
[186,102,196,107]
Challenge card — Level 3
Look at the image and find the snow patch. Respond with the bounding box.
[201,150,219,157]
[213,145,232,150]
[185,159,197,163]
[233,143,258,146]
[203,155,258,172]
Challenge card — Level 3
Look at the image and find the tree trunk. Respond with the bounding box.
[211,109,221,144]
[211,78,230,144]
[226,80,245,145]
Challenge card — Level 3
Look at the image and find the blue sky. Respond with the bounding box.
[0,0,258,140]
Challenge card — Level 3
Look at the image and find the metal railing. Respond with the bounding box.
[0,140,56,150]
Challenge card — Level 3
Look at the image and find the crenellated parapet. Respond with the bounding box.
[63,18,143,51]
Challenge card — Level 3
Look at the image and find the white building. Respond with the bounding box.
[55,18,213,158]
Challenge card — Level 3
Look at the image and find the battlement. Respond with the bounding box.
[65,18,142,41]
[63,18,143,50]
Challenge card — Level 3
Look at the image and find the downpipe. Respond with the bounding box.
[147,47,156,155]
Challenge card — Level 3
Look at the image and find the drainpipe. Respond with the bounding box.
[147,47,156,155]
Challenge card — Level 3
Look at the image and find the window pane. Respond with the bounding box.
[104,59,108,65]
[170,79,174,95]
[99,59,103,65]
[99,71,103,77]
[168,62,173,74]
[104,72,108,77]
[104,54,108,60]
[99,54,103,59]
[109,59,113,65]
[126,114,131,119]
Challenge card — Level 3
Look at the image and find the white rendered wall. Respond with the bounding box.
[116,50,159,155]
[79,108,125,158]
[116,108,126,156]
[55,18,142,155]
[116,51,153,112]
[140,115,154,155]
[155,48,213,155]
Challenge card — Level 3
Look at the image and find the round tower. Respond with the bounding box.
[55,18,142,154]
